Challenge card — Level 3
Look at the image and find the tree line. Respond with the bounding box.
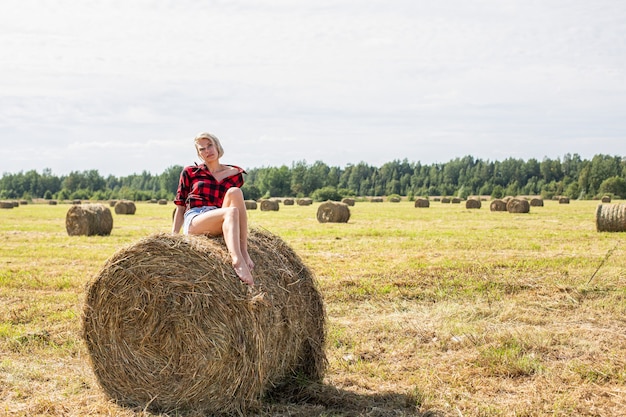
[1,154,625,202]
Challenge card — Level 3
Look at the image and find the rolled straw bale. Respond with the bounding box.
[370,197,383,203]
[596,203,626,232]
[414,198,430,208]
[451,197,462,204]
[530,198,544,207]
[441,197,451,203]
[19,200,28,205]
[297,198,313,206]
[283,198,295,206]
[490,199,507,212]
[66,204,113,236]
[601,195,611,203]
[158,199,168,205]
[72,199,82,205]
[388,196,401,203]
[82,230,326,415]
[316,201,350,223]
[48,200,58,205]
[0,201,14,209]
[260,199,279,211]
[109,200,117,207]
[245,200,257,210]
[341,197,355,206]
[507,198,530,213]
[559,197,570,204]
[465,199,481,209]
[114,200,136,215]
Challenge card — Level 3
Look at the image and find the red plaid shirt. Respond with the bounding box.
[174,163,246,209]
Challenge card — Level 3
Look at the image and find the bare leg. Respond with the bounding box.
[188,206,254,286]
[222,188,254,270]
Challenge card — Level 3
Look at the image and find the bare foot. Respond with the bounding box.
[233,261,254,286]
[244,252,255,271]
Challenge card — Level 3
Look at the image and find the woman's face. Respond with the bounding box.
[196,138,218,163]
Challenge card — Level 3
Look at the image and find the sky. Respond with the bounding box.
[1,0,625,177]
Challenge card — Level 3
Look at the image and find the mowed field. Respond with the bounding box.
[0,199,625,416]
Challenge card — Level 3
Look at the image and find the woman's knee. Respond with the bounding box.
[224,187,244,202]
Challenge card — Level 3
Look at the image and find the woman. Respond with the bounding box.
[172,132,254,286]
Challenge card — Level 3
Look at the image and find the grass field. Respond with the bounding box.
[1,199,625,416]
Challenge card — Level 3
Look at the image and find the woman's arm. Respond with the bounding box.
[172,205,185,234]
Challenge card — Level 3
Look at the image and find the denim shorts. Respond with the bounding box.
[183,206,218,234]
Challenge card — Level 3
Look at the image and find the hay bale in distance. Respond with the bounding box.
[451,197,462,204]
[507,198,530,213]
[601,195,612,203]
[48,200,58,205]
[283,198,295,206]
[559,197,570,204]
[82,230,326,415]
[465,199,481,209]
[441,197,451,204]
[490,199,507,212]
[109,200,117,207]
[0,201,14,209]
[596,203,626,232]
[370,197,383,203]
[316,201,350,223]
[245,200,257,210]
[388,196,401,203]
[260,199,279,211]
[341,197,355,206]
[414,198,430,208]
[296,198,313,206]
[19,200,28,205]
[530,198,544,207]
[114,200,136,215]
[66,204,113,236]
[158,199,168,205]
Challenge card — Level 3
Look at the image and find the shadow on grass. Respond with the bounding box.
[260,381,444,417]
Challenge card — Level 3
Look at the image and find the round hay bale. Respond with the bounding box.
[507,198,530,213]
[441,197,451,204]
[370,197,383,203]
[245,200,257,210]
[66,204,113,236]
[82,230,326,415]
[341,197,355,206]
[559,197,570,204]
[388,196,401,203]
[260,199,279,211]
[530,198,544,207]
[19,200,28,205]
[601,195,612,203]
[596,203,626,232]
[158,199,168,205]
[72,199,82,205]
[114,200,136,215]
[296,198,313,206]
[490,199,507,212]
[48,200,58,205]
[414,198,430,208]
[316,201,350,223]
[465,199,481,209]
[0,201,14,209]
[451,197,462,204]
[283,198,295,206]
[109,200,117,207]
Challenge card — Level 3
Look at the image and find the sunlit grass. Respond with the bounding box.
[0,199,625,415]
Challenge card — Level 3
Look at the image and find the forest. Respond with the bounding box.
[1,153,625,202]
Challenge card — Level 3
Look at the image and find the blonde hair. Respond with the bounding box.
[194,132,224,158]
